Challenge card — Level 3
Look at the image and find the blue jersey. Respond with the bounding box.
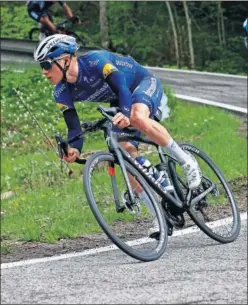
[53,50,165,153]
[54,50,153,111]
[27,1,65,22]
[27,1,65,11]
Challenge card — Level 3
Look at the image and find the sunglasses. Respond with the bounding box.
[39,55,68,71]
[39,60,55,71]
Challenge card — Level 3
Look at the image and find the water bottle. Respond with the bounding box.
[155,163,173,191]
[135,156,173,191]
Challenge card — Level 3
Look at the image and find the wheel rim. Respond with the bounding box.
[84,153,168,261]
[172,145,240,242]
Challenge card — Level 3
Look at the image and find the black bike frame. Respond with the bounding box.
[64,110,216,213]
[102,121,185,210]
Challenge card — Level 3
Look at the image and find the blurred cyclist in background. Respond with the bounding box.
[243,18,248,49]
[27,1,80,41]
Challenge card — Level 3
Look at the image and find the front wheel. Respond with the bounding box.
[168,143,241,243]
[83,152,168,262]
[29,27,40,41]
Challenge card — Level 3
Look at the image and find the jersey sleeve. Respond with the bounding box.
[89,53,119,79]
[53,83,75,113]
[88,53,133,117]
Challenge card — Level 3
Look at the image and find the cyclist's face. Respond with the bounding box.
[41,60,64,85]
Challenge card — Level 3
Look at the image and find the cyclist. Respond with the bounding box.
[27,1,80,41]
[243,18,248,49]
[34,34,202,237]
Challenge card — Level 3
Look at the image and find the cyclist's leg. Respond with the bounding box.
[112,125,157,218]
[130,76,169,145]
[130,77,202,190]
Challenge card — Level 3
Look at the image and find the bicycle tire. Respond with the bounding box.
[29,27,40,41]
[83,151,168,262]
[169,143,241,243]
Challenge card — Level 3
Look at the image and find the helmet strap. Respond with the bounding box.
[54,55,72,82]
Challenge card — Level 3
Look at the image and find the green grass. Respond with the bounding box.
[1,70,247,247]
[1,180,100,243]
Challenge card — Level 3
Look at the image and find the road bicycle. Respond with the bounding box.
[28,19,86,46]
[55,105,241,262]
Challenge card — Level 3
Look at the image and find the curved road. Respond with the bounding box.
[1,219,247,304]
[1,38,247,304]
[149,67,247,111]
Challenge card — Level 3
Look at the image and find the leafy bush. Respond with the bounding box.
[1,5,36,39]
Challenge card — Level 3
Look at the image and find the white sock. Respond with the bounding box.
[138,190,156,217]
[164,137,189,165]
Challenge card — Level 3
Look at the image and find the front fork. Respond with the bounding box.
[105,127,137,213]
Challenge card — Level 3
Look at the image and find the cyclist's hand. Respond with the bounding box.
[55,27,65,34]
[70,15,81,25]
[63,147,80,163]
[112,112,130,129]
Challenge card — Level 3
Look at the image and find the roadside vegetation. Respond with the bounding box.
[1,2,248,74]
[1,68,247,251]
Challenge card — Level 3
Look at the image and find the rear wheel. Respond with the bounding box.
[83,152,168,262]
[168,143,241,243]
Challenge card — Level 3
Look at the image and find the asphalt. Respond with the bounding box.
[1,220,247,304]
[150,68,247,110]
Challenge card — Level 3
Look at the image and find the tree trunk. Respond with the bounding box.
[166,1,180,68]
[172,3,182,68]
[183,0,195,69]
[219,1,226,45]
[217,2,222,46]
[99,1,109,49]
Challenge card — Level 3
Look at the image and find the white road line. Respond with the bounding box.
[1,213,247,270]
[147,66,247,79]
[175,94,247,114]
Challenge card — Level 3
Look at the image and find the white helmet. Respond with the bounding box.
[34,34,79,62]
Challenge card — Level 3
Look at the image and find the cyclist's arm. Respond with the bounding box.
[39,15,57,33]
[96,60,132,117]
[54,84,83,153]
[92,55,132,117]
[60,2,74,19]
[105,71,132,118]
[63,108,84,153]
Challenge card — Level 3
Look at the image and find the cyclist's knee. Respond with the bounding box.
[130,113,150,134]
[120,142,138,158]
[130,104,150,130]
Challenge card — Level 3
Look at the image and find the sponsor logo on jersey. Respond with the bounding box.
[89,60,99,67]
[102,63,118,78]
[54,84,66,98]
[87,83,109,100]
[143,77,157,97]
[115,60,133,69]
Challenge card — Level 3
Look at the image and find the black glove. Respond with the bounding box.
[69,15,80,24]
